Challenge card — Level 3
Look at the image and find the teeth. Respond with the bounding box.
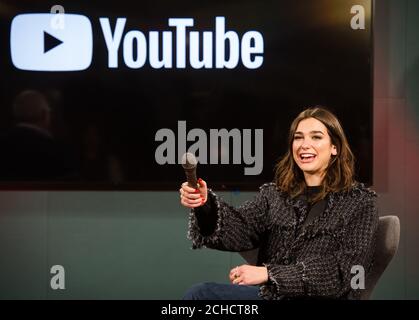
[301,154,315,158]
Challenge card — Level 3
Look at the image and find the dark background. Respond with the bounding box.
[0,0,372,190]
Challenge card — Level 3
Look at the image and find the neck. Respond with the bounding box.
[303,171,324,186]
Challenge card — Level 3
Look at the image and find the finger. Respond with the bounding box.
[229,267,240,282]
[184,193,202,200]
[229,266,239,277]
[181,189,202,200]
[232,276,242,285]
[180,188,202,200]
[181,196,204,204]
[183,198,202,205]
[181,198,204,208]
[188,202,206,208]
[181,182,198,193]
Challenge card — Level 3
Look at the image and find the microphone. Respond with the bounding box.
[181,152,198,189]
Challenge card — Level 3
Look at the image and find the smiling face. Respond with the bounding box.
[292,117,337,184]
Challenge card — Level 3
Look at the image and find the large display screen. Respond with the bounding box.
[0,0,372,190]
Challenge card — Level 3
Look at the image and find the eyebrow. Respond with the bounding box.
[294,131,325,135]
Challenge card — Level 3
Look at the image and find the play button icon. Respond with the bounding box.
[44,31,64,53]
[10,13,93,71]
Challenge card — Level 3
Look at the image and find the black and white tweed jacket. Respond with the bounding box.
[188,182,379,300]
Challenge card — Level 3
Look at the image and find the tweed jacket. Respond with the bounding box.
[188,182,379,300]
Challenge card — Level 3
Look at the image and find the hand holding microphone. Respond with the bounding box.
[180,153,208,208]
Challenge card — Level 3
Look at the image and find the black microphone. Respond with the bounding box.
[181,152,198,189]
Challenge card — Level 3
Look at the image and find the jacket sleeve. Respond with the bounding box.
[263,192,379,299]
[187,184,273,252]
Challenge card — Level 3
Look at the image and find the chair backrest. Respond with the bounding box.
[239,215,400,300]
[239,248,259,266]
[360,215,400,299]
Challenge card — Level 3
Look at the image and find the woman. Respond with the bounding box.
[179,106,378,300]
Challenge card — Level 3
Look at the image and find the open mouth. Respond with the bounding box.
[299,153,317,163]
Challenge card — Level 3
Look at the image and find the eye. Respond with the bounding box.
[293,136,302,140]
[312,135,322,140]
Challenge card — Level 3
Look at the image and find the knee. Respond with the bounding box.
[182,282,216,300]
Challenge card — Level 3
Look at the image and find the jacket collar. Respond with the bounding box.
[284,191,336,230]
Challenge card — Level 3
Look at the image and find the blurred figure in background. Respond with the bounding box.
[0,90,74,181]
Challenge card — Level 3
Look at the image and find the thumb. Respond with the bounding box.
[197,178,207,190]
[197,178,208,202]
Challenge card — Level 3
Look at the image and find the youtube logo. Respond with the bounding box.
[10,14,264,71]
[10,14,93,71]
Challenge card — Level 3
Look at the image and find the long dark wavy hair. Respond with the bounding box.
[275,106,355,202]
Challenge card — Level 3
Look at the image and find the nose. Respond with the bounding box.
[300,139,310,149]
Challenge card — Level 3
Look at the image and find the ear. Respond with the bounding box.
[331,145,337,156]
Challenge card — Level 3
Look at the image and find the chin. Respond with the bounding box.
[298,165,319,174]
[298,162,316,170]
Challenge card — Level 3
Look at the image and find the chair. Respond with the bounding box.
[360,215,400,299]
[239,215,400,300]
